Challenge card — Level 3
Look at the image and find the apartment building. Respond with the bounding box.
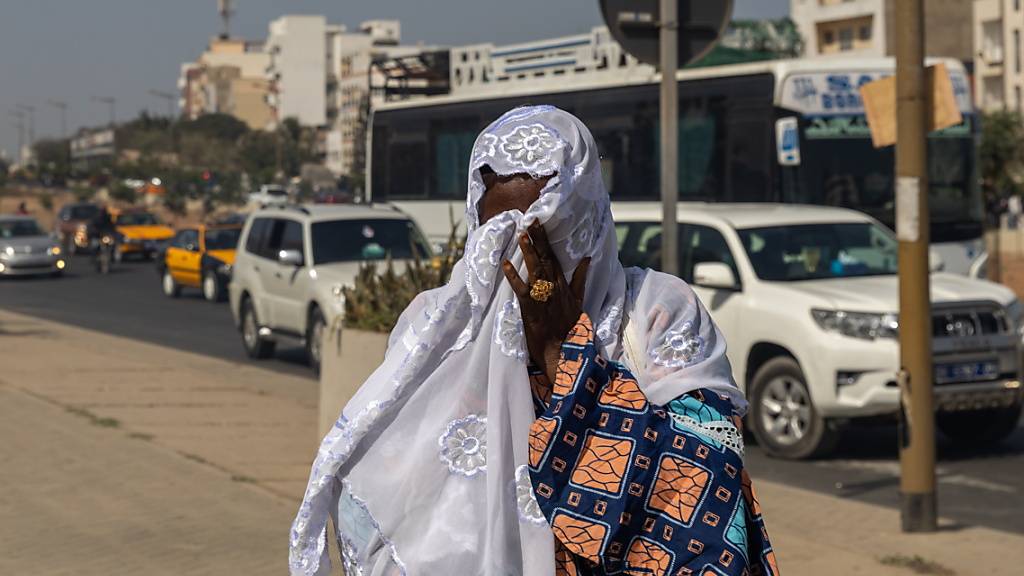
[791,0,972,60]
[178,38,274,130]
[324,20,442,177]
[975,0,1024,111]
[265,15,328,128]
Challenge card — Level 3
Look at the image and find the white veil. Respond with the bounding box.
[289,106,742,576]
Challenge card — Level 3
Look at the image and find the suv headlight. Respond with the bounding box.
[1005,299,1024,339]
[811,309,899,340]
[48,245,61,256]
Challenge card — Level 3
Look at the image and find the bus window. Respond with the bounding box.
[432,117,477,199]
[390,141,428,198]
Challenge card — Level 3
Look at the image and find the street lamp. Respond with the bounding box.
[148,90,177,119]
[91,96,116,127]
[16,104,35,147]
[48,100,69,139]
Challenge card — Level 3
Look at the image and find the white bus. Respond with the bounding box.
[368,57,984,276]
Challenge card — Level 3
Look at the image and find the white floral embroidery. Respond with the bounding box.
[471,133,499,166]
[467,224,508,285]
[566,206,597,260]
[515,465,547,525]
[499,124,561,172]
[652,321,707,368]
[439,415,487,477]
[494,299,526,361]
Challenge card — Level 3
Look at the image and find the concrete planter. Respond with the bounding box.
[318,324,389,438]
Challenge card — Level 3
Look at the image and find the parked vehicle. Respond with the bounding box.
[111,209,174,261]
[614,203,1023,459]
[0,215,67,277]
[158,224,242,302]
[55,202,101,254]
[229,204,431,373]
[248,184,289,208]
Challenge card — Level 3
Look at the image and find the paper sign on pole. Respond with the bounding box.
[859,62,963,148]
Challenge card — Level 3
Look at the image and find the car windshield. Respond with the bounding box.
[0,219,44,238]
[311,218,430,264]
[117,212,158,226]
[70,205,100,220]
[738,222,898,281]
[204,228,241,251]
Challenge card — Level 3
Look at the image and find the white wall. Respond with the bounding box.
[790,0,887,56]
[267,15,327,127]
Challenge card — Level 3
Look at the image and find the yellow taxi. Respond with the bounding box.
[111,209,175,261]
[159,224,242,302]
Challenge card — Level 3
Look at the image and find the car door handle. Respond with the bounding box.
[253,265,260,273]
[274,272,282,279]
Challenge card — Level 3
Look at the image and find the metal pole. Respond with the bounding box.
[895,0,937,533]
[49,100,68,139]
[659,0,679,276]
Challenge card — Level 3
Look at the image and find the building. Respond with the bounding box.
[449,27,651,94]
[791,0,972,60]
[265,15,328,128]
[178,38,274,130]
[325,20,443,177]
[975,0,1024,111]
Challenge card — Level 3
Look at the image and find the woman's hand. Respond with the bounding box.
[502,222,590,384]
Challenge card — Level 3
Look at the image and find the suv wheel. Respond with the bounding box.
[306,306,326,376]
[748,356,839,459]
[162,270,181,298]
[203,271,224,302]
[937,401,1022,445]
[241,298,275,359]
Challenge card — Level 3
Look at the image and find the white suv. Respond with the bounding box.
[614,203,1023,459]
[229,204,431,373]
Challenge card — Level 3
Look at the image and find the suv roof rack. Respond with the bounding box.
[260,203,310,215]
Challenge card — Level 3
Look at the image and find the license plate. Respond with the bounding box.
[934,360,999,384]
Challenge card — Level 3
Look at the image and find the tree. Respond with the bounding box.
[32,138,71,183]
[980,110,1024,202]
[180,113,249,142]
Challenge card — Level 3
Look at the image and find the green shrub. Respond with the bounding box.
[342,227,463,333]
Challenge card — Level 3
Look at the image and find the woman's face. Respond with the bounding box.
[478,167,552,225]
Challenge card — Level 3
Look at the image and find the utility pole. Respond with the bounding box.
[92,96,116,127]
[149,90,177,119]
[9,112,25,164]
[48,100,68,138]
[895,0,937,533]
[16,104,35,147]
[659,0,679,276]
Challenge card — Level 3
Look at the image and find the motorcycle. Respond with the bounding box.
[93,233,117,274]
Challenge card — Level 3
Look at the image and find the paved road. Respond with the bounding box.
[2,256,1022,534]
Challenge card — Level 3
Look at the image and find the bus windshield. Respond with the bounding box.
[795,121,981,243]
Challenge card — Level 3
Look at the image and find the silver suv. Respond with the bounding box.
[229,204,431,373]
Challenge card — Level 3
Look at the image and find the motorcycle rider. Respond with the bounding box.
[89,205,117,244]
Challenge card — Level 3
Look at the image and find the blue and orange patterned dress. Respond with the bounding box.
[527,314,779,576]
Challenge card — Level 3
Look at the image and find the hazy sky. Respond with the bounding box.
[0,0,788,159]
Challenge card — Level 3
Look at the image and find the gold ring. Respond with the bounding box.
[529,279,555,302]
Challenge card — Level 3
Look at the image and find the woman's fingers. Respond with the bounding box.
[569,257,591,303]
[502,260,529,298]
[527,222,553,263]
[518,233,540,282]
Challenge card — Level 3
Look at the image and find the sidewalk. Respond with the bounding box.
[1,308,1023,575]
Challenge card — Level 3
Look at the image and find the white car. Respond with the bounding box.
[229,204,431,373]
[614,203,1023,459]
[247,184,290,207]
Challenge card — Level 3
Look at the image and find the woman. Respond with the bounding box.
[290,106,777,576]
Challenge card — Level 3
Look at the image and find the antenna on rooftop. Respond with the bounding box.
[217,0,234,39]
